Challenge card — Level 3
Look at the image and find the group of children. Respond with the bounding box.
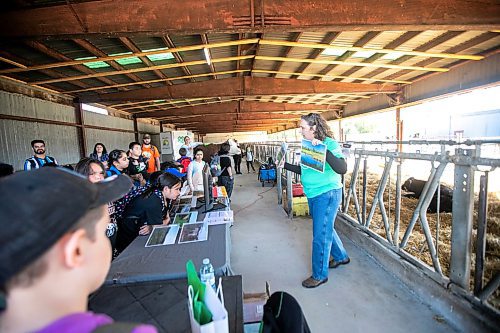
[0,131,317,333]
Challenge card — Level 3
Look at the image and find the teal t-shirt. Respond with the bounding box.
[300,137,343,198]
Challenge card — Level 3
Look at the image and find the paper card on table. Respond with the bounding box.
[178,196,193,205]
[173,204,191,214]
[300,139,327,173]
[180,183,190,197]
[145,224,180,247]
[178,222,208,244]
[203,210,234,225]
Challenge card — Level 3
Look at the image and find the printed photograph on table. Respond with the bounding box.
[145,225,180,247]
[300,139,327,172]
[178,222,208,244]
[172,211,198,226]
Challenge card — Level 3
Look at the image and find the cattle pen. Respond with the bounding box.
[250,139,500,331]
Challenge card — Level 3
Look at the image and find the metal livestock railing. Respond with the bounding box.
[246,139,500,316]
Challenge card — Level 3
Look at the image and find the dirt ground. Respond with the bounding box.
[344,171,500,310]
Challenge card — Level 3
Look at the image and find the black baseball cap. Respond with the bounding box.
[0,167,133,286]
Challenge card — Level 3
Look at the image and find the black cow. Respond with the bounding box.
[401,177,453,213]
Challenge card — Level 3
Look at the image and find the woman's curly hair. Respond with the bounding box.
[301,113,334,141]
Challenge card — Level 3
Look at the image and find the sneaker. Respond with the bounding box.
[329,257,350,268]
[302,276,328,288]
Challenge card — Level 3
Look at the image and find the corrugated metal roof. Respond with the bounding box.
[0,4,497,134]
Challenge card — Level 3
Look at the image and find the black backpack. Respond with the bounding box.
[261,291,310,333]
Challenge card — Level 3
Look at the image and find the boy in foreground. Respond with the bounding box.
[0,168,157,333]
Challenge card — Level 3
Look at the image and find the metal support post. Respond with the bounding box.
[362,158,368,226]
[450,148,476,289]
[394,160,401,247]
[277,165,283,205]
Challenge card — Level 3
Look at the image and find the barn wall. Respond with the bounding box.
[0,91,160,170]
[0,91,79,170]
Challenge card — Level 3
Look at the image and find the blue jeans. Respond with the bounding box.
[308,188,348,281]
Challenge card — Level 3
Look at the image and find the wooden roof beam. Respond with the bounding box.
[1,0,498,38]
[175,119,293,126]
[134,100,332,118]
[89,77,398,103]
[160,113,301,122]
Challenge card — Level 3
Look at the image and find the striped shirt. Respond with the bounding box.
[24,156,58,170]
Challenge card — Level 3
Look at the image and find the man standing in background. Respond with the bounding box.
[141,134,160,173]
[24,139,58,170]
[228,138,242,174]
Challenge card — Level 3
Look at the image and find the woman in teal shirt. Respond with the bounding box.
[284,113,349,288]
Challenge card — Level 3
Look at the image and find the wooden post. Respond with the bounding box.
[74,99,87,158]
[338,119,344,142]
[133,115,139,142]
[396,108,402,152]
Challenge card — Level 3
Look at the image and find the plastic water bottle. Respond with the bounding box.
[200,258,216,291]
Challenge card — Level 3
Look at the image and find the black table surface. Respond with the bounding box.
[89,275,243,333]
[106,201,232,285]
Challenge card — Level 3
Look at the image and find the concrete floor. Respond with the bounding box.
[229,171,457,333]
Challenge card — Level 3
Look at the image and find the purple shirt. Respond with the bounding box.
[35,312,157,333]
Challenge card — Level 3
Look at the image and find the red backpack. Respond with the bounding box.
[178,157,191,173]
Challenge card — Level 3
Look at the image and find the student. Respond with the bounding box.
[115,173,182,252]
[128,142,148,188]
[217,142,235,198]
[89,143,109,167]
[75,157,106,184]
[75,157,119,253]
[107,149,129,177]
[161,161,186,182]
[24,139,58,170]
[284,113,349,289]
[0,168,157,332]
[177,147,192,174]
[0,163,14,178]
[141,134,160,173]
[187,147,206,192]
[245,146,256,173]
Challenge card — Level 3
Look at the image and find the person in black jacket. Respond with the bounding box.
[115,172,182,253]
[217,142,235,198]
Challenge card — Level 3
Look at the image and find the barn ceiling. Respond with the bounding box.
[0,0,499,134]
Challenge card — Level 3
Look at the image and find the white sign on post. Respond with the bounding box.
[160,132,173,155]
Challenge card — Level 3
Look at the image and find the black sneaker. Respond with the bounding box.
[329,257,350,268]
